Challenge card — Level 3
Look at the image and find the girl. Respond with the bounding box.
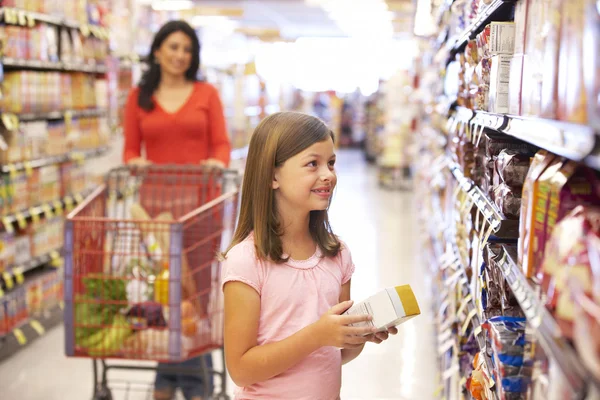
[222,112,397,399]
[123,20,231,400]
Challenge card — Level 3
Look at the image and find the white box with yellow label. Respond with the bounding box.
[344,285,421,334]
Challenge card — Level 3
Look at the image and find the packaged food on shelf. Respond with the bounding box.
[541,206,600,339]
[539,0,563,119]
[571,234,600,379]
[483,316,532,400]
[13,234,32,267]
[489,55,512,114]
[494,150,533,188]
[0,232,16,273]
[529,158,565,278]
[519,151,556,276]
[584,0,600,130]
[478,22,516,59]
[557,0,587,124]
[467,351,495,400]
[494,184,522,220]
[9,171,28,213]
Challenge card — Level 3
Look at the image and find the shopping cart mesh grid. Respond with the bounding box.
[64,165,240,363]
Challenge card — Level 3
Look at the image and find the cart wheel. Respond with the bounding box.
[92,385,112,400]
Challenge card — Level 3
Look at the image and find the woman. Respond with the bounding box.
[123,20,231,400]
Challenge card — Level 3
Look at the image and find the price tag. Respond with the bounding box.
[13,328,26,345]
[461,308,478,335]
[74,193,84,204]
[13,266,24,285]
[59,300,64,310]
[26,14,35,28]
[15,213,26,229]
[24,162,33,177]
[456,294,473,317]
[53,200,63,215]
[80,24,91,37]
[2,217,14,233]
[64,111,73,131]
[16,10,27,27]
[474,324,483,337]
[2,271,14,290]
[30,320,45,336]
[7,164,17,179]
[64,196,74,211]
[460,377,468,387]
[29,208,40,224]
[0,288,4,298]
[41,204,54,219]
[3,8,17,25]
[71,151,85,165]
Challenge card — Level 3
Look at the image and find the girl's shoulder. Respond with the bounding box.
[224,235,258,262]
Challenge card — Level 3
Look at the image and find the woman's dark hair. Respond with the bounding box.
[138,20,201,111]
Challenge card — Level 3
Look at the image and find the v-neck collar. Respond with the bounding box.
[153,83,197,115]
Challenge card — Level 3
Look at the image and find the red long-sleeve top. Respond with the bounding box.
[123,82,231,166]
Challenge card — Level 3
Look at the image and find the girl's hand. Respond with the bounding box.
[313,300,377,349]
[200,158,225,169]
[128,157,152,166]
[366,327,399,344]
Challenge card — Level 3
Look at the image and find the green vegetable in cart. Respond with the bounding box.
[87,314,133,357]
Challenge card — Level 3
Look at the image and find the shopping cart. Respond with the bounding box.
[64,165,241,400]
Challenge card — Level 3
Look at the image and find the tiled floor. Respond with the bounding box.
[0,149,437,400]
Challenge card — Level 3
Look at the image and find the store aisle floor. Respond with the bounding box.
[0,150,437,400]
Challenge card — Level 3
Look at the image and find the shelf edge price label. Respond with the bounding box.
[26,13,35,28]
[16,10,27,27]
[15,213,26,229]
[41,204,54,219]
[13,328,27,346]
[0,287,4,298]
[1,113,19,132]
[3,8,17,25]
[13,266,24,285]
[24,161,33,177]
[71,151,85,165]
[50,251,62,268]
[80,24,91,37]
[74,193,84,204]
[7,164,17,179]
[2,216,14,233]
[2,271,14,290]
[64,196,74,211]
[53,200,63,215]
[30,320,45,336]
[29,207,40,224]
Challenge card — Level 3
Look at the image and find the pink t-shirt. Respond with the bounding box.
[221,235,355,400]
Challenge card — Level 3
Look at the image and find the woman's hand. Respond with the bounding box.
[128,157,152,166]
[365,327,398,344]
[313,300,376,349]
[200,158,225,169]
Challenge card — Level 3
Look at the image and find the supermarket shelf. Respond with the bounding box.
[15,108,107,122]
[1,188,94,233]
[0,7,107,32]
[2,57,107,73]
[448,161,519,238]
[500,246,599,396]
[1,249,63,290]
[451,106,600,169]
[447,0,517,58]
[0,303,63,361]
[1,146,109,175]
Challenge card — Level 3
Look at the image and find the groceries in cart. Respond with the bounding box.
[65,165,239,363]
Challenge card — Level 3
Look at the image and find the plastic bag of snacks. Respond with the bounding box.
[570,232,600,379]
[542,206,600,338]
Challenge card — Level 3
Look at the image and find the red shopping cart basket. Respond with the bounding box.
[63,165,240,399]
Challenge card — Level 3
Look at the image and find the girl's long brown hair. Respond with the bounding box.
[224,112,341,262]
